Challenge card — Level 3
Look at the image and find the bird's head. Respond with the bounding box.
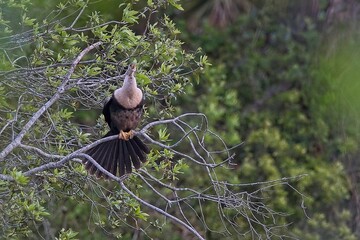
[130,63,136,72]
[125,63,136,77]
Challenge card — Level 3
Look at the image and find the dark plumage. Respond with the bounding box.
[83,64,150,178]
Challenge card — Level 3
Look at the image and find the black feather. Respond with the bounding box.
[90,142,111,174]
[91,142,111,177]
[102,98,113,129]
[119,140,125,176]
[133,136,150,154]
[86,142,108,173]
[84,136,149,178]
[110,140,119,176]
[95,139,117,178]
[130,138,146,163]
[126,140,141,169]
[123,141,132,174]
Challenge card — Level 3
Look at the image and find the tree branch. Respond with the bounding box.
[0,41,102,161]
[119,182,205,240]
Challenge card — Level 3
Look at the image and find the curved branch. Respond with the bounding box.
[119,182,205,240]
[0,41,102,161]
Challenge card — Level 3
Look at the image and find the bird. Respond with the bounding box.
[83,63,150,178]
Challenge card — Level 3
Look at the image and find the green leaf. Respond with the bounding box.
[10,170,29,185]
[134,206,149,221]
[136,73,151,85]
[87,66,102,76]
[59,108,73,120]
[56,228,79,240]
[199,55,212,68]
[158,128,170,142]
[163,149,174,159]
[168,0,184,11]
[172,159,188,174]
[122,4,139,24]
[147,0,154,8]
[22,13,36,26]
[57,2,66,10]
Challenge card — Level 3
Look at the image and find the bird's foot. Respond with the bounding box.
[119,130,135,140]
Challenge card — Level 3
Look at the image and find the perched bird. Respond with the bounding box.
[83,64,150,178]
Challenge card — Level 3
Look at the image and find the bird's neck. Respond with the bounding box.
[113,74,143,109]
[122,74,137,92]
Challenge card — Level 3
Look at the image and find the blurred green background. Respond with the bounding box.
[178,1,360,238]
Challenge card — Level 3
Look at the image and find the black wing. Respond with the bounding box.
[102,97,113,128]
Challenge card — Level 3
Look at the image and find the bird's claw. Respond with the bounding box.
[119,130,134,140]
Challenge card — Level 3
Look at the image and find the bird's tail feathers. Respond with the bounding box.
[83,133,149,178]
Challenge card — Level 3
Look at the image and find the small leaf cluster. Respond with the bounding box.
[0,170,50,239]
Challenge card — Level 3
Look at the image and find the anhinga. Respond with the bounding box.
[83,64,150,178]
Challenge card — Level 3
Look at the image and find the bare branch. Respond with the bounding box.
[0,41,102,161]
[19,143,63,159]
[119,182,205,240]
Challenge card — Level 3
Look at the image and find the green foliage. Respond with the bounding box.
[175,3,356,239]
[10,169,29,185]
[56,228,79,240]
[168,0,184,11]
[157,127,171,142]
[121,4,139,24]
[0,172,50,238]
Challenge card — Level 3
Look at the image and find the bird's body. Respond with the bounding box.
[83,64,150,178]
[104,95,143,133]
